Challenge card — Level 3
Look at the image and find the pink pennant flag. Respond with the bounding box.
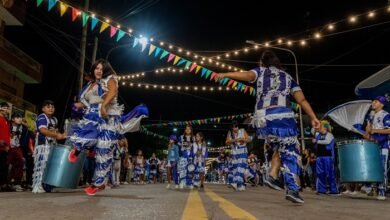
[244,85,249,93]
[210,72,217,80]
[189,63,197,72]
[71,8,79,22]
[110,26,118,38]
[227,80,234,87]
[167,54,175,62]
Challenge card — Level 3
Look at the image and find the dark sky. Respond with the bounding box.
[4,0,390,154]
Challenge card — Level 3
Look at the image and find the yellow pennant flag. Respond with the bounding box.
[232,81,238,88]
[60,2,68,16]
[173,56,181,65]
[249,87,254,95]
[195,66,201,74]
[148,44,156,55]
[100,22,110,33]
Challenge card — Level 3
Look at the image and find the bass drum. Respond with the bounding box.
[337,140,384,183]
[43,144,86,188]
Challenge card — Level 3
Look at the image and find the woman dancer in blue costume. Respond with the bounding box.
[215,50,320,204]
[68,59,148,196]
[178,125,196,189]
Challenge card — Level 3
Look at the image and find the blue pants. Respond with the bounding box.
[316,156,338,194]
[169,160,178,184]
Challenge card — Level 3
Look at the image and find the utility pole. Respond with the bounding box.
[91,37,98,64]
[78,0,90,93]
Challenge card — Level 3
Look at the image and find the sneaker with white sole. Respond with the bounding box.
[175,184,179,189]
[285,190,304,204]
[166,184,171,189]
[377,195,386,201]
[264,176,283,191]
[237,186,245,191]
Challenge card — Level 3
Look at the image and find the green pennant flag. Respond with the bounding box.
[160,50,169,59]
[82,12,89,27]
[116,30,126,42]
[205,70,212,79]
[37,0,43,7]
[222,78,229,85]
[185,61,192,70]
[177,58,187,66]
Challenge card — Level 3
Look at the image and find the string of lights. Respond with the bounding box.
[206,6,390,60]
[119,81,234,92]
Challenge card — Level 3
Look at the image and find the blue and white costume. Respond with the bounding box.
[192,142,208,187]
[368,109,390,197]
[229,129,248,190]
[134,156,145,183]
[313,131,338,194]
[148,157,161,178]
[226,157,234,184]
[32,113,58,193]
[178,135,195,188]
[70,75,148,188]
[216,155,226,183]
[251,66,302,193]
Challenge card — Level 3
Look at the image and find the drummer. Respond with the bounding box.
[364,96,389,200]
[226,120,250,191]
[312,120,338,195]
[32,100,66,193]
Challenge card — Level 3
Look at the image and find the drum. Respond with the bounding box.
[337,140,384,183]
[43,144,86,188]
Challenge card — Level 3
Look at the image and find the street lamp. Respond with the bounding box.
[245,40,306,151]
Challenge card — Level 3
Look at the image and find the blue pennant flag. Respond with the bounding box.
[91,17,98,31]
[154,47,161,57]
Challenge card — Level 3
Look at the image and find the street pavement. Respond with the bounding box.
[0,183,388,220]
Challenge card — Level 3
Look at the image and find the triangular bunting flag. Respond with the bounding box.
[177,58,186,66]
[133,37,139,48]
[71,8,79,22]
[195,66,202,74]
[241,84,246,92]
[48,0,57,11]
[210,72,217,80]
[217,118,221,123]
[190,63,197,72]
[205,70,212,79]
[244,85,249,93]
[201,68,207,78]
[110,26,118,38]
[141,42,147,52]
[232,81,238,88]
[148,44,156,55]
[82,12,90,27]
[37,0,43,7]
[160,50,169,59]
[90,17,98,31]
[237,83,242,91]
[222,78,229,85]
[185,61,192,70]
[168,54,176,62]
[100,22,110,33]
[173,56,181,65]
[251,88,256,96]
[116,30,126,42]
[154,47,161,57]
[60,2,68,16]
[249,87,254,95]
[227,80,234,87]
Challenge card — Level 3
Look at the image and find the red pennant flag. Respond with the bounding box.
[210,72,217,80]
[227,80,234,87]
[189,63,197,72]
[244,85,249,93]
[71,8,79,22]
[110,26,118,38]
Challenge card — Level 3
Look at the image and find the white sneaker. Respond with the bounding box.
[189,185,194,190]
[166,184,171,189]
[175,185,179,189]
[342,190,351,195]
[14,185,24,192]
[237,186,245,191]
[350,191,358,196]
[179,183,184,189]
[377,195,386,201]
[123,182,129,185]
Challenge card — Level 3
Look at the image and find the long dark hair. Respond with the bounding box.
[89,58,116,80]
[260,50,282,69]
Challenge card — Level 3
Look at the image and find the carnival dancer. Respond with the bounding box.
[193,132,208,188]
[68,59,148,196]
[226,121,250,191]
[216,150,227,184]
[32,100,66,193]
[148,153,160,184]
[214,50,320,203]
[166,135,179,189]
[134,149,145,184]
[246,153,259,186]
[364,96,389,200]
[312,120,338,195]
[178,125,196,189]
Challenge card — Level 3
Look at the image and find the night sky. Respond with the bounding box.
[4,0,390,155]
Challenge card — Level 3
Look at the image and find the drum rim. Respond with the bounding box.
[337,139,376,146]
[51,144,73,150]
